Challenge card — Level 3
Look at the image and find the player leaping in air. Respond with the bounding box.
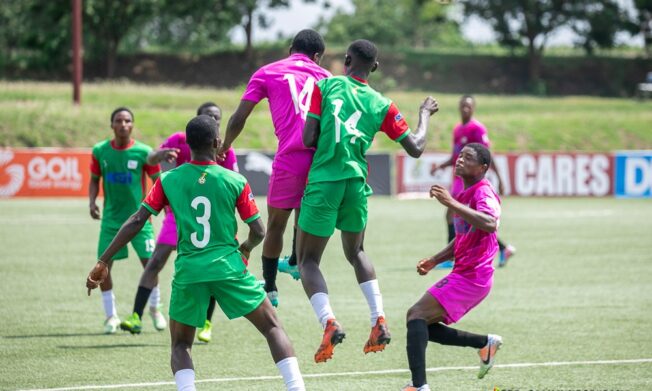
[219,29,331,307]
[298,39,439,363]
[87,115,305,391]
[403,143,503,391]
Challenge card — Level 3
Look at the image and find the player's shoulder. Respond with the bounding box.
[471,119,488,131]
[92,139,111,151]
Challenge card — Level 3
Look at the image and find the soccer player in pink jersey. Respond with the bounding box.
[120,102,238,340]
[431,95,515,268]
[219,29,331,307]
[402,144,503,391]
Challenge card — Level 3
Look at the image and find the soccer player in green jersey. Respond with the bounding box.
[89,107,164,334]
[86,115,305,391]
[299,39,439,363]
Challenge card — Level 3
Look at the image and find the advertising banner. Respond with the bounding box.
[614,151,652,198]
[0,148,91,197]
[397,152,614,197]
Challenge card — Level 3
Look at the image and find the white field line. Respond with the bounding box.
[17,358,652,391]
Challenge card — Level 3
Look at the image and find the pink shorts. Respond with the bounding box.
[156,206,178,246]
[427,272,492,325]
[267,168,308,210]
[451,175,464,198]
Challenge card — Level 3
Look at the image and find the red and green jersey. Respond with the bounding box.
[307,75,410,183]
[142,161,260,284]
[91,139,160,230]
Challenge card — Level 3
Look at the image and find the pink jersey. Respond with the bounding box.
[452,178,501,276]
[241,53,331,175]
[452,119,490,163]
[160,132,238,171]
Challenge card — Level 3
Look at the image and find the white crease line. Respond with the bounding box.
[17,358,652,391]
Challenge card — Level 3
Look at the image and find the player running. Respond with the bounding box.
[219,29,331,307]
[87,115,305,391]
[119,102,238,343]
[403,143,503,391]
[431,95,515,268]
[88,107,163,334]
[298,39,439,363]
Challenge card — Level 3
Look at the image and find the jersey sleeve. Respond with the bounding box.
[475,186,501,220]
[221,148,239,172]
[145,163,161,179]
[236,183,260,223]
[307,83,323,120]
[380,102,410,142]
[90,155,101,178]
[142,178,168,215]
[241,68,267,103]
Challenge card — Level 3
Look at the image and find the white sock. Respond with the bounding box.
[174,369,196,391]
[101,290,116,318]
[309,292,335,329]
[359,279,385,327]
[148,285,161,309]
[276,357,305,391]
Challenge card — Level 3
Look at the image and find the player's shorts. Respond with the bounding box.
[268,167,308,210]
[169,268,266,328]
[298,177,372,237]
[156,206,178,247]
[427,271,493,325]
[97,221,155,261]
[450,175,464,198]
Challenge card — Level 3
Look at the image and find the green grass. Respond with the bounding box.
[1,197,651,390]
[1,81,651,151]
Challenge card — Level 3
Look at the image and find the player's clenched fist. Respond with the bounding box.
[420,96,439,116]
[416,258,436,275]
[86,261,109,296]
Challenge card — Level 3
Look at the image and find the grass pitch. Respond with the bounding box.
[0,197,651,390]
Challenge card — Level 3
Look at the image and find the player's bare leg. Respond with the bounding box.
[169,319,196,391]
[296,228,345,363]
[121,245,174,334]
[244,298,305,390]
[99,259,120,333]
[261,206,293,306]
[341,230,391,353]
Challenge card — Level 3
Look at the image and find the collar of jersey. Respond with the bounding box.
[348,75,368,85]
[289,53,312,62]
[190,160,217,166]
[110,139,135,150]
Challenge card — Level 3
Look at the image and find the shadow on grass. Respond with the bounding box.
[57,343,166,349]
[3,332,107,339]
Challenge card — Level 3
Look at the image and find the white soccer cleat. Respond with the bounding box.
[478,334,502,379]
[150,306,168,331]
[103,315,121,334]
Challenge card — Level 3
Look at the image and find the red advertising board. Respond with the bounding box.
[0,148,92,197]
[396,152,614,197]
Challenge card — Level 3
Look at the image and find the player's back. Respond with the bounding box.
[159,162,249,283]
[244,53,331,159]
[452,119,490,162]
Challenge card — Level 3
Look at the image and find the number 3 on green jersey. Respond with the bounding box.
[190,196,211,248]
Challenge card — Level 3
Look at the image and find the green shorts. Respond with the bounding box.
[97,222,155,261]
[298,178,372,237]
[169,270,266,328]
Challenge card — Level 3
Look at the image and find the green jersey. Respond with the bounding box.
[91,139,160,229]
[142,161,260,284]
[306,75,411,183]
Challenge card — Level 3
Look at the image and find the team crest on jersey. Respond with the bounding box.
[127,160,138,170]
[198,172,207,184]
[395,113,403,122]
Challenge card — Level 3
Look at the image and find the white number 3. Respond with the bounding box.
[190,196,211,248]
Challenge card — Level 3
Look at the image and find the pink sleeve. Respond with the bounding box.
[241,68,267,103]
[475,187,501,219]
[219,148,239,172]
[475,124,491,148]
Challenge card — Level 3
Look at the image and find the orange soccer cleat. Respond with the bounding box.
[314,319,346,363]
[363,315,391,354]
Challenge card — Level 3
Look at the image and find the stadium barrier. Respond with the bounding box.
[1,148,650,198]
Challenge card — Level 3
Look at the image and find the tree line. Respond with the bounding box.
[1,0,651,87]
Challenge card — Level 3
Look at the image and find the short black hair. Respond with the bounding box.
[291,29,325,56]
[186,115,217,151]
[196,102,221,116]
[110,107,134,123]
[347,39,378,67]
[465,143,491,167]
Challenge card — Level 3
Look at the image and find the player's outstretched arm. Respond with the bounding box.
[220,100,257,156]
[400,96,439,158]
[239,217,265,260]
[85,207,152,295]
[416,241,455,275]
[147,148,180,166]
[430,185,497,233]
[88,176,101,220]
[302,116,321,148]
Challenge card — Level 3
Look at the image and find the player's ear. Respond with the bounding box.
[344,55,352,67]
[371,61,379,73]
[312,52,322,64]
